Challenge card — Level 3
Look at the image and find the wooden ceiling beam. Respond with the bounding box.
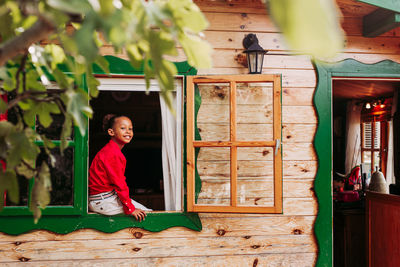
[355,0,400,37]
[363,8,400,37]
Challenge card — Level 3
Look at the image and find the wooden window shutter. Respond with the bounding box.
[186,75,282,213]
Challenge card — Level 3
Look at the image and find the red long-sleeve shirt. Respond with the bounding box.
[89,139,135,214]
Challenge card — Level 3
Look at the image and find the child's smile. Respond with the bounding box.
[109,116,134,148]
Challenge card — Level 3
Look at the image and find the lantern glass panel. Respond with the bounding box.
[256,52,264,73]
[247,52,257,74]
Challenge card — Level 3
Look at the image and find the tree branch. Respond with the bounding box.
[5,89,66,111]
[0,19,55,66]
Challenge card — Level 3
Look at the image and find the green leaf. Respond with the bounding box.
[16,160,35,179]
[1,67,17,91]
[60,115,73,152]
[38,102,61,128]
[0,121,13,159]
[0,6,14,42]
[167,0,208,33]
[126,44,143,69]
[0,170,19,209]
[0,120,14,138]
[0,96,7,113]
[26,70,46,92]
[47,0,91,14]
[66,89,92,136]
[29,162,52,223]
[178,33,212,69]
[45,44,66,69]
[40,135,56,150]
[74,14,99,62]
[268,0,344,59]
[99,0,116,16]
[94,55,110,74]
[52,68,71,89]
[22,101,60,128]
[7,128,39,169]
[86,71,100,98]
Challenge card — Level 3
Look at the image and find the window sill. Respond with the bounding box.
[0,212,201,235]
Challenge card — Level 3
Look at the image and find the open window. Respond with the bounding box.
[186,75,283,213]
[0,57,202,235]
[90,77,183,211]
[360,97,392,177]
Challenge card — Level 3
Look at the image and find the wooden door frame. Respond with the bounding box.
[313,58,400,267]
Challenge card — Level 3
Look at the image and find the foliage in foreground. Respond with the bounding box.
[0,0,343,222]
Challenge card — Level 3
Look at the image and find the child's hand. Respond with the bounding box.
[131,208,146,222]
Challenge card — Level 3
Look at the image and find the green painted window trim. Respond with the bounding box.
[358,0,400,13]
[0,56,201,235]
[313,58,400,267]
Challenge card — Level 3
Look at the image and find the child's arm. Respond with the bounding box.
[104,154,136,214]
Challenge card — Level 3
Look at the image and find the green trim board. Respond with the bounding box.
[357,0,400,13]
[313,58,400,267]
[0,212,202,235]
[0,56,201,235]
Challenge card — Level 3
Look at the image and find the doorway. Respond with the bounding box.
[332,78,398,267]
[313,59,400,267]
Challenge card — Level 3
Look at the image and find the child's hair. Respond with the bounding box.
[102,114,127,132]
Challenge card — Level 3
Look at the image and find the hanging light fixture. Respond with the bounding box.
[243,34,268,74]
[365,102,371,109]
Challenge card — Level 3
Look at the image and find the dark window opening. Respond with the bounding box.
[89,91,165,211]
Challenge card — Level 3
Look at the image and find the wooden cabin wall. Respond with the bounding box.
[2,0,400,266]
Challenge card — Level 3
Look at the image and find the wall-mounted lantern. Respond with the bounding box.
[243,33,267,74]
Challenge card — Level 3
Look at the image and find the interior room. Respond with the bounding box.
[332,78,399,267]
[89,91,165,211]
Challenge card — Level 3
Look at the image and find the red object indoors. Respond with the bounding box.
[336,191,360,202]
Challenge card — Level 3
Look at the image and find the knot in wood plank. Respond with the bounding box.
[253,258,259,267]
[133,231,143,239]
[293,229,303,235]
[216,229,226,236]
[18,257,30,262]
[132,247,142,252]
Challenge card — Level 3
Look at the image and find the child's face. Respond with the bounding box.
[108,116,133,146]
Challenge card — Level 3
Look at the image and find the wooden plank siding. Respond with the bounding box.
[2,0,400,266]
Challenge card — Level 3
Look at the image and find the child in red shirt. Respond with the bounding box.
[88,114,150,221]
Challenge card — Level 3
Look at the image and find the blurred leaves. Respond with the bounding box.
[29,162,51,224]
[268,0,344,59]
[0,0,344,223]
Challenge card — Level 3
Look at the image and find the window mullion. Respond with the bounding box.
[273,74,283,212]
[230,81,237,207]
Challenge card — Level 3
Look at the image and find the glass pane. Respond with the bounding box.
[363,151,371,164]
[373,152,380,171]
[5,175,29,206]
[36,113,74,140]
[237,82,273,141]
[237,147,274,207]
[196,83,230,141]
[36,147,74,205]
[196,147,230,205]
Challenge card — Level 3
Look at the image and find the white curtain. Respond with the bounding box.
[386,90,398,185]
[345,100,362,174]
[159,94,181,211]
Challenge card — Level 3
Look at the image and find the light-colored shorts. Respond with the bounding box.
[88,190,152,215]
